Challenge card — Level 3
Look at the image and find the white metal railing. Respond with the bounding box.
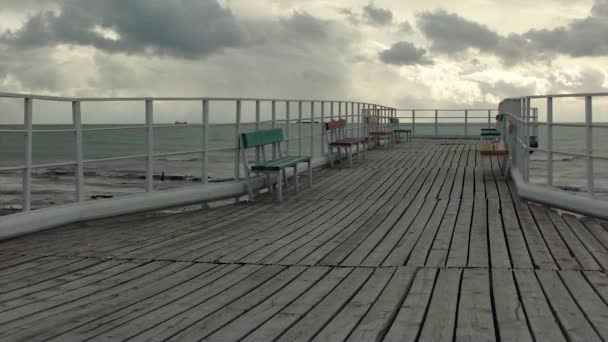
[394,109,499,138]
[499,92,608,218]
[0,92,396,217]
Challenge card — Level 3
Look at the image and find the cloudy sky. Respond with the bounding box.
[0,0,607,119]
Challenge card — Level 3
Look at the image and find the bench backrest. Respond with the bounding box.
[325,119,347,143]
[325,119,346,131]
[241,129,284,149]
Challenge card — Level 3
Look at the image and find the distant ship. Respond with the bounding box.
[174,121,188,124]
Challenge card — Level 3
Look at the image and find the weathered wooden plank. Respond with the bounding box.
[499,198,533,269]
[488,198,511,268]
[98,265,278,341]
[243,268,351,341]
[529,204,581,269]
[276,268,373,341]
[204,266,329,341]
[313,268,394,341]
[536,270,602,341]
[0,261,177,337]
[514,270,566,341]
[584,271,608,304]
[382,199,438,266]
[492,269,533,341]
[456,268,495,342]
[407,200,449,267]
[417,268,461,341]
[348,267,417,341]
[559,270,608,340]
[511,191,557,269]
[446,196,473,268]
[425,197,461,267]
[547,210,600,270]
[468,194,489,268]
[7,262,218,341]
[382,268,436,341]
[165,266,308,341]
[563,214,608,270]
[56,264,241,340]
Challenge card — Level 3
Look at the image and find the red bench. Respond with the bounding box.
[325,119,367,167]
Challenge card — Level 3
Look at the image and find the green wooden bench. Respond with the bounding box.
[240,128,312,202]
[390,118,412,143]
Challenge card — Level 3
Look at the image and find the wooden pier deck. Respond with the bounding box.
[1,140,608,341]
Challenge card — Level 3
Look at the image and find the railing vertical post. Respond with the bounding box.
[464,110,468,137]
[255,100,261,163]
[23,98,32,211]
[546,97,553,186]
[435,110,438,137]
[272,100,277,159]
[321,101,326,155]
[351,103,355,137]
[357,103,361,138]
[488,109,491,128]
[145,99,154,192]
[524,98,531,182]
[585,95,594,196]
[285,101,290,156]
[344,101,348,138]
[72,100,84,202]
[298,101,303,156]
[338,101,342,120]
[202,100,209,184]
[310,101,315,157]
[412,110,415,138]
[330,101,334,121]
[235,100,241,182]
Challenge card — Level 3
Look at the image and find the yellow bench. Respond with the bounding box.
[479,142,509,175]
[480,142,508,156]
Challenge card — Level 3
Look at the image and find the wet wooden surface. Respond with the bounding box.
[1,140,607,341]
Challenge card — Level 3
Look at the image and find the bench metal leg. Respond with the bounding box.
[308,161,313,188]
[348,146,353,167]
[294,165,299,193]
[276,170,283,202]
[245,172,254,201]
[265,172,272,195]
[328,147,334,167]
[282,169,288,189]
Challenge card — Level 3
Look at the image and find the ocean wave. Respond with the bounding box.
[529,154,578,162]
[156,156,201,162]
[557,185,608,194]
[32,167,233,182]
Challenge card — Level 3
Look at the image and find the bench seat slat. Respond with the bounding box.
[369,131,392,136]
[480,142,508,156]
[251,156,311,171]
[329,137,367,146]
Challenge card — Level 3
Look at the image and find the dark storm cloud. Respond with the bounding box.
[417,9,499,54]
[1,0,243,59]
[379,41,432,65]
[417,0,608,64]
[524,1,608,58]
[280,11,329,41]
[362,2,393,26]
[398,21,414,34]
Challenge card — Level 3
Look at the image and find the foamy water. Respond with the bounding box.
[1,123,607,210]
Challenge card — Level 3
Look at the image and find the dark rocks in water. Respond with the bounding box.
[91,195,114,199]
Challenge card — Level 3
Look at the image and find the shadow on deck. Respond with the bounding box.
[1,140,607,341]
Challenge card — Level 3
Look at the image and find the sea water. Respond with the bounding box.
[1,123,607,211]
